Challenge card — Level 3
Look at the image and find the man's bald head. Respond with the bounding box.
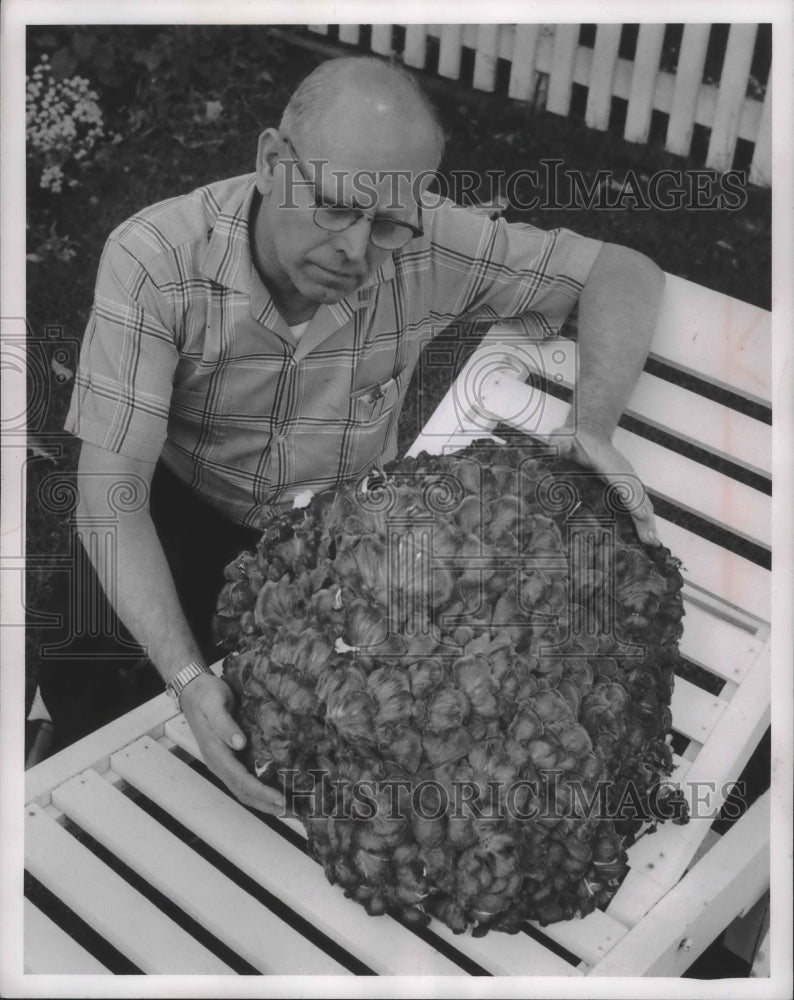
[279,56,445,170]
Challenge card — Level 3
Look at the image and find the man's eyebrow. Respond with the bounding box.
[315,184,415,221]
[300,155,416,219]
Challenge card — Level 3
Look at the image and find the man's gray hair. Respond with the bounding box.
[279,55,445,163]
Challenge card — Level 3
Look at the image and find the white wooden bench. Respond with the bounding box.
[23,272,772,978]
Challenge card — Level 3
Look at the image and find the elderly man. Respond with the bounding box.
[54,55,662,813]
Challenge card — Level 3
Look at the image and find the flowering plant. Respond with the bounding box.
[26,55,108,193]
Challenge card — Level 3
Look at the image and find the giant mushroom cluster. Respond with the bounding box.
[217,441,688,934]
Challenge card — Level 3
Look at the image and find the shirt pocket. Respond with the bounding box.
[344,368,412,477]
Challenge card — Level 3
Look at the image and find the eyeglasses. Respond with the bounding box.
[281,136,424,251]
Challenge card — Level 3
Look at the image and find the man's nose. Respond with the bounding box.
[332,216,371,263]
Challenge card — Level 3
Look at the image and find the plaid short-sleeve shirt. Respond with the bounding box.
[65,173,602,528]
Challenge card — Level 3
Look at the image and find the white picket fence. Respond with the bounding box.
[307,23,772,187]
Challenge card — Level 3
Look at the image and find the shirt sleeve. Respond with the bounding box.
[64,237,179,462]
[425,200,604,338]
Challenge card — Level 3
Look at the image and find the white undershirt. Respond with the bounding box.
[289,321,310,342]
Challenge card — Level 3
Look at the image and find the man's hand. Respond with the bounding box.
[548,421,659,546]
[180,673,286,815]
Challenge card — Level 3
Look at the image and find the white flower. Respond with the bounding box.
[26,59,107,192]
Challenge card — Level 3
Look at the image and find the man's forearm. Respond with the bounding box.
[75,497,204,684]
[571,242,665,437]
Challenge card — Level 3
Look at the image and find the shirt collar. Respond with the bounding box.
[199,173,396,304]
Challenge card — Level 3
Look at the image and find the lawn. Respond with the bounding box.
[25,23,771,720]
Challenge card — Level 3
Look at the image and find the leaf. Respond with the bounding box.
[133,47,163,72]
[93,41,116,71]
[72,32,95,60]
[26,253,43,264]
[204,100,223,122]
[97,65,123,88]
[33,33,59,50]
[49,47,78,80]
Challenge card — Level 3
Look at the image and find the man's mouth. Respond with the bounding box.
[311,262,365,282]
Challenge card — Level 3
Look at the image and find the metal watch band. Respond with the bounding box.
[165,660,211,707]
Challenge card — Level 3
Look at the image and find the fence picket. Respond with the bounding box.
[338,24,361,46]
[403,24,427,68]
[473,24,499,91]
[370,24,393,55]
[666,24,711,156]
[585,24,622,130]
[749,73,772,186]
[546,24,580,116]
[706,23,758,173]
[624,24,666,143]
[507,23,541,101]
[438,24,465,79]
[297,23,770,185]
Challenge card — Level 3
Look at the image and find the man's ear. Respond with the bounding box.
[255,128,282,195]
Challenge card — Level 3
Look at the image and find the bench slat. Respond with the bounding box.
[25,692,178,807]
[489,335,771,475]
[645,273,771,406]
[480,372,770,549]
[655,520,769,623]
[112,736,469,976]
[24,899,110,975]
[525,908,628,968]
[596,790,769,976]
[678,599,765,683]
[25,804,233,975]
[52,769,347,976]
[610,426,769,549]
[424,917,583,976]
[670,678,727,743]
[621,373,770,478]
[610,642,770,926]
[163,715,632,970]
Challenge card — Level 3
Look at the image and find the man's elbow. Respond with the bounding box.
[75,440,154,524]
[600,242,665,299]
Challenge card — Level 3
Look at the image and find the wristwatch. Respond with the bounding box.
[165,660,212,707]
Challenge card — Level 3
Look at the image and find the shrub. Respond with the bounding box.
[26,55,109,193]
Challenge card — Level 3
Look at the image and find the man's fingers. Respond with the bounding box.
[628,491,659,546]
[181,677,286,814]
[548,427,661,546]
[602,466,659,545]
[202,741,286,815]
